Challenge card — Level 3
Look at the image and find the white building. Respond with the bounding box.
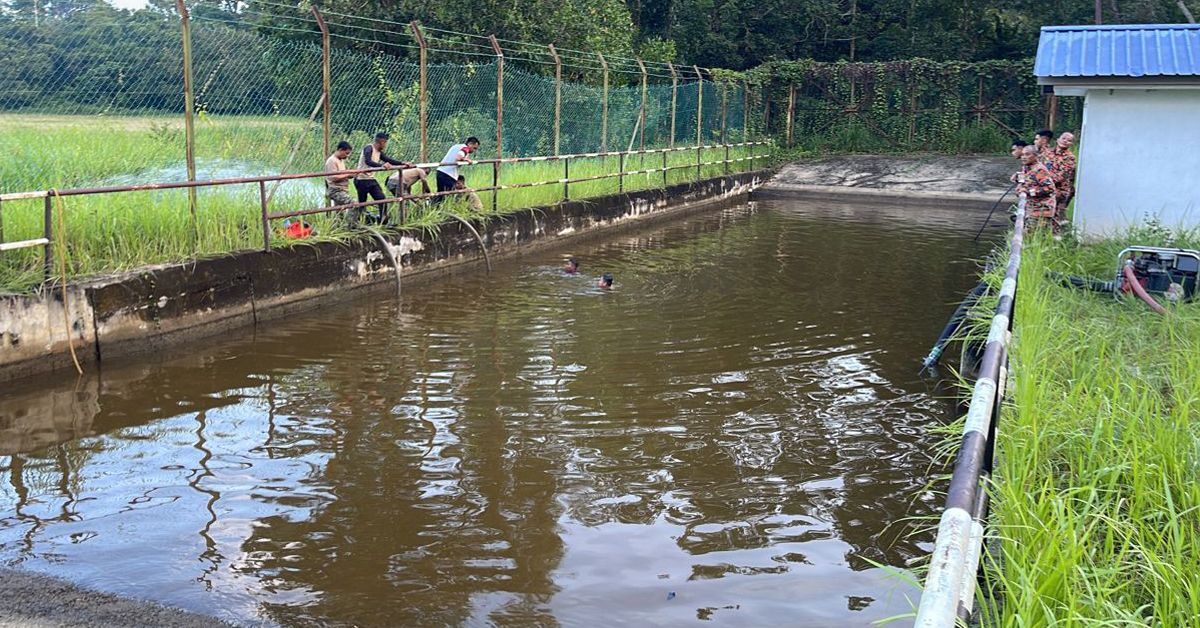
[1035,24,1200,236]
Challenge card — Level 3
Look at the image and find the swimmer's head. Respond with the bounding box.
[565,257,579,272]
[598,273,613,288]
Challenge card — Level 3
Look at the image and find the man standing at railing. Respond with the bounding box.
[356,132,411,222]
[1045,131,1077,225]
[324,141,359,226]
[436,137,480,197]
[1017,145,1058,232]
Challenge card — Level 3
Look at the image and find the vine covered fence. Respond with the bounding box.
[741,59,1081,154]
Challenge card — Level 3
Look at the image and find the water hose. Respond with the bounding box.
[368,230,402,298]
[1048,271,1115,293]
[972,181,1018,243]
[448,214,492,273]
[921,279,988,371]
[1123,263,1167,315]
[51,190,83,375]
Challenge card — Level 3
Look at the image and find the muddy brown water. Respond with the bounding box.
[0,196,991,627]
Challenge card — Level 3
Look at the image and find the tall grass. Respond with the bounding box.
[976,227,1200,626]
[0,115,764,292]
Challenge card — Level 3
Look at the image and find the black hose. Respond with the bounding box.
[921,280,989,372]
[1047,271,1114,293]
[973,181,1018,243]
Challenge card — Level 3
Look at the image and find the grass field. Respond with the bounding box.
[0,114,767,293]
[974,227,1200,625]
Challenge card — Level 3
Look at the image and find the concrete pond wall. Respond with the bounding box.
[0,170,770,385]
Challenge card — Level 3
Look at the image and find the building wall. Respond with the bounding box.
[1075,89,1200,236]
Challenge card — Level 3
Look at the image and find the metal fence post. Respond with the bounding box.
[742,80,749,142]
[598,53,608,153]
[693,66,704,147]
[787,82,796,147]
[764,87,771,136]
[564,156,569,200]
[0,195,4,244]
[637,59,648,154]
[550,44,561,156]
[174,0,197,234]
[313,8,331,160]
[668,63,679,148]
[618,152,624,194]
[490,35,504,213]
[696,144,701,182]
[724,142,730,175]
[662,149,668,188]
[410,22,428,162]
[721,81,728,145]
[259,181,270,251]
[42,196,52,281]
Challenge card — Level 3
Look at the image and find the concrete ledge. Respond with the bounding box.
[0,170,771,385]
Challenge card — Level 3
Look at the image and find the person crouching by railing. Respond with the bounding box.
[386,166,430,200]
[324,141,360,226]
[436,137,480,198]
[1016,145,1058,232]
[356,132,414,223]
[453,175,484,212]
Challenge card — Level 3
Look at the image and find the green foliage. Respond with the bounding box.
[974,230,1200,625]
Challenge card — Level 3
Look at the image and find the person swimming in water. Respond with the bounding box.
[564,257,579,274]
[597,273,613,289]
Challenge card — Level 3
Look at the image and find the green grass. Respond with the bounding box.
[0,115,766,292]
[974,226,1200,626]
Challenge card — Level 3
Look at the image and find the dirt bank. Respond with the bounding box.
[0,569,246,628]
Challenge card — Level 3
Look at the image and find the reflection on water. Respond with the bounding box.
[0,197,989,627]
[101,159,324,203]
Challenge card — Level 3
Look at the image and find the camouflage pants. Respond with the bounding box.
[327,188,360,227]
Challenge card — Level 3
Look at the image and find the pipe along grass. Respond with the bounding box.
[0,117,758,292]
[949,227,1200,626]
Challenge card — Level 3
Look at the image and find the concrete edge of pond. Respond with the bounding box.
[753,182,1001,211]
[0,169,772,386]
[0,568,243,628]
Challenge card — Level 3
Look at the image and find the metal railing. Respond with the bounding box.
[913,196,1026,627]
[0,141,769,280]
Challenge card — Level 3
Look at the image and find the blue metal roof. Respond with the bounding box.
[1035,24,1200,78]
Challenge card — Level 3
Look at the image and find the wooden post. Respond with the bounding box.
[786,83,796,147]
[314,9,331,160]
[1047,94,1058,130]
[693,65,703,147]
[410,22,428,161]
[174,0,197,230]
[490,35,503,213]
[598,53,608,153]
[637,59,648,153]
[549,44,561,155]
[668,63,679,148]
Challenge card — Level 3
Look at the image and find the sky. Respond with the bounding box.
[110,0,152,10]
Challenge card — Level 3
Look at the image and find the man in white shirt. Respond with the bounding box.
[436,137,480,197]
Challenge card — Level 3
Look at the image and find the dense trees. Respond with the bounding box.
[2,0,1196,69]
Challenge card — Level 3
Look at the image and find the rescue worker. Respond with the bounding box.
[453,175,484,212]
[1034,129,1055,162]
[1017,145,1057,232]
[356,132,412,222]
[1045,131,1077,224]
[386,166,430,199]
[437,137,480,196]
[324,141,360,226]
[1010,139,1028,159]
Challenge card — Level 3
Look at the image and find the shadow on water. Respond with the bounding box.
[0,197,996,628]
